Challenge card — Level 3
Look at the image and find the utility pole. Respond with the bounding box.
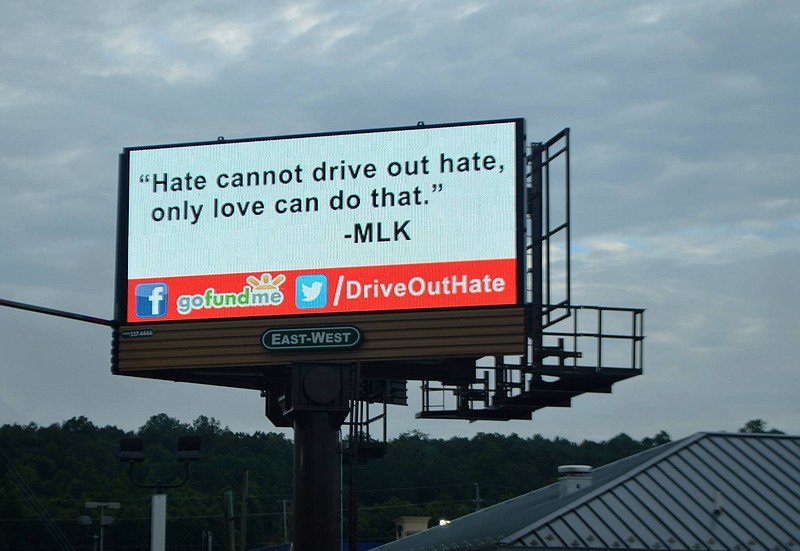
[240,471,249,551]
[83,501,120,551]
[277,499,291,544]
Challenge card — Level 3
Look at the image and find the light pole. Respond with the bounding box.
[79,501,120,551]
[119,436,201,551]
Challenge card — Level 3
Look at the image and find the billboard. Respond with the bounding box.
[116,119,524,325]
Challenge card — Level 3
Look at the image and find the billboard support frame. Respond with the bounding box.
[0,120,649,551]
[105,120,645,551]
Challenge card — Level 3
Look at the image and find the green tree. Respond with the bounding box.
[738,419,784,434]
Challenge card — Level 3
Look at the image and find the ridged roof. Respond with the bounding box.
[375,432,800,551]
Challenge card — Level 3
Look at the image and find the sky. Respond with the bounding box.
[1,0,798,445]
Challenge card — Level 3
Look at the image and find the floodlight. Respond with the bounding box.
[176,436,202,462]
[119,438,144,462]
[85,501,120,509]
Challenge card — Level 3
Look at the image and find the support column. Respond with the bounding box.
[293,411,342,551]
[288,363,351,551]
[530,142,544,361]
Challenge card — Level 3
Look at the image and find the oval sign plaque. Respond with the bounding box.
[261,326,362,351]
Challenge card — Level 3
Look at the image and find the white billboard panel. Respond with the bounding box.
[118,119,524,323]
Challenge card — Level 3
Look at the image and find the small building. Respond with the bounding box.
[395,516,432,539]
[375,432,800,551]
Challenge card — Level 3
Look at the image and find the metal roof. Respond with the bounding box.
[374,432,800,551]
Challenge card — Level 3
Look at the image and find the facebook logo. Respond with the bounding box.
[135,283,168,318]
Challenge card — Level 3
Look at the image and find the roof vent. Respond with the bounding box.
[558,465,593,498]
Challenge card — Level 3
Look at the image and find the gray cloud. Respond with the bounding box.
[1,0,798,440]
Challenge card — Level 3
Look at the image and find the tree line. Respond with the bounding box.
[0,415,780,549]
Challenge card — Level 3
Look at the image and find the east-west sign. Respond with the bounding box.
[261,326,362,351]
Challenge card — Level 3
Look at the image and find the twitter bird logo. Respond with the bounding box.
[295,275,328,309]
[301,281,323,302]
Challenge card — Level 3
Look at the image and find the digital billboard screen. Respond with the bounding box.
[117,119,524,324]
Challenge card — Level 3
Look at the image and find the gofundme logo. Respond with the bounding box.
[176,273,285,315]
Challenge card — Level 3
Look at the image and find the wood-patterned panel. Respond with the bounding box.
[114,307,526,373]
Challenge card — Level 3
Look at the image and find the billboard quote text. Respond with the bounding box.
[140,152,503,244]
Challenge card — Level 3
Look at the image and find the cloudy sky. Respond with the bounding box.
[2,1,798,444]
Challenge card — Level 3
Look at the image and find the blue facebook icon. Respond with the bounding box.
[135,283,168,318]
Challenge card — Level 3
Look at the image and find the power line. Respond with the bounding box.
[0,448,76,551]
[354,482,478,494]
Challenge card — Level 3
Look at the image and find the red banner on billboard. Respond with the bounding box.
[128,258,516,322]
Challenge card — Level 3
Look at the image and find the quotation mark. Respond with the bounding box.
[139,174,150,183]
[432,183,443,192]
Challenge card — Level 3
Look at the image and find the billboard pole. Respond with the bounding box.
[293,410,344,551]
[287,363,351,551]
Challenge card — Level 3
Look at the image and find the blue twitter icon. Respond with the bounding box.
[295,274,328,309]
